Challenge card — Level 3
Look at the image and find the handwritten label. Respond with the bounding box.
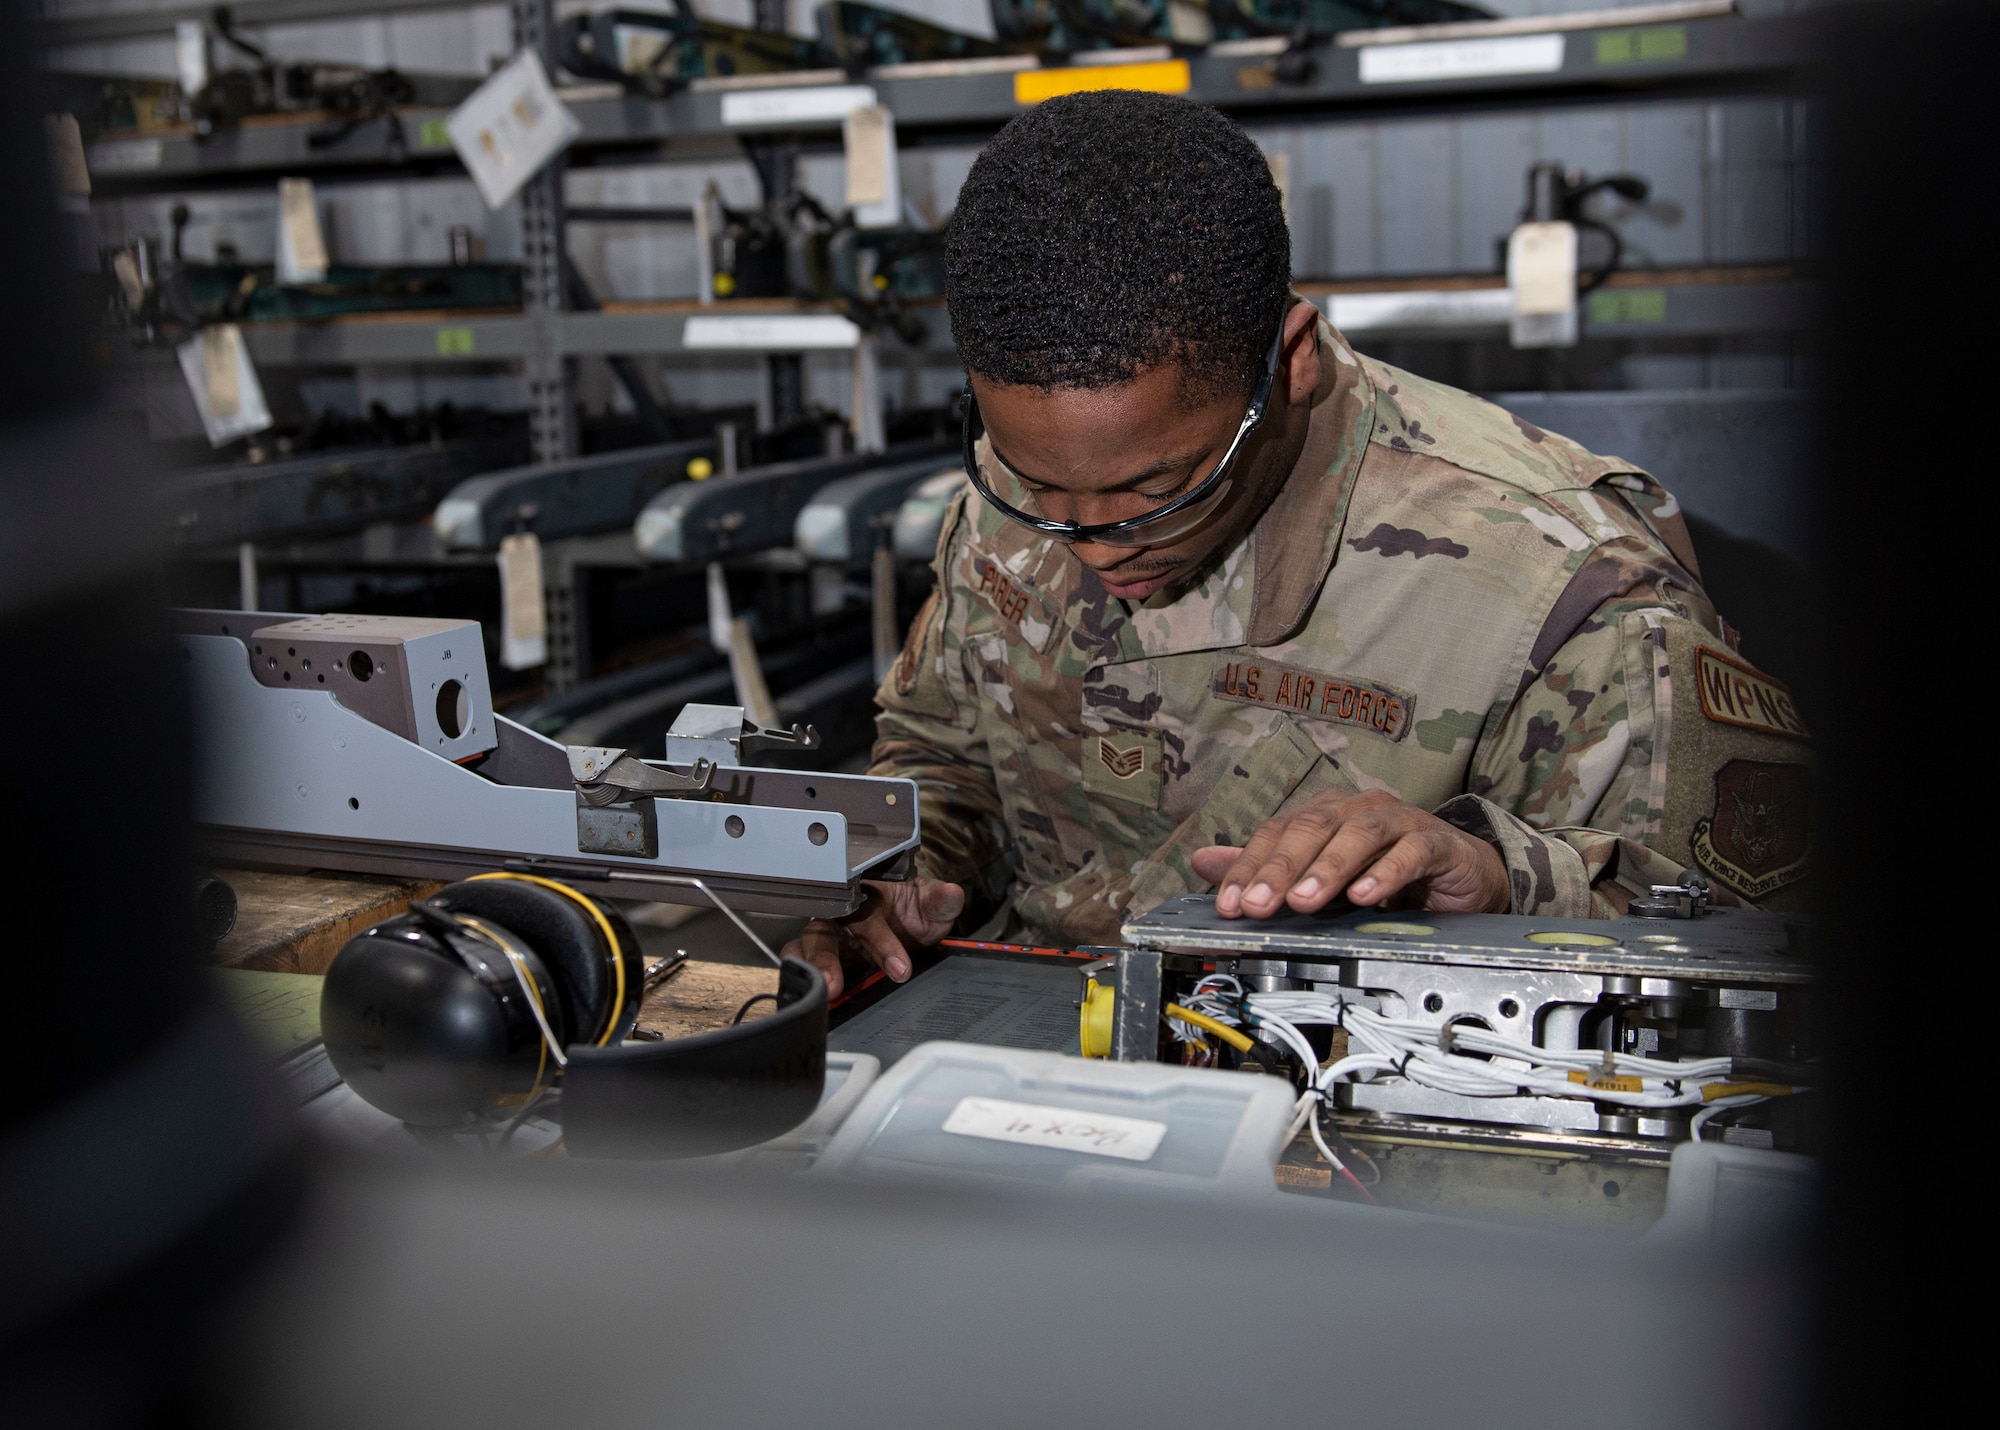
[940,1096,1166,1162]
[1358,33,1564,85]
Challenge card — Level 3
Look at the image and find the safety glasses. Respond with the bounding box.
[959,320,1288,548]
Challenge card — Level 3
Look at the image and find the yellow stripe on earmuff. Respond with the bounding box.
[469,871,628,1046]
[454,912,550,1099]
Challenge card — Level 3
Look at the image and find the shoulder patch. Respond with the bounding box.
[1212,657,1413,741]
[1693,645,1809,741]
[1691,759,1811,899]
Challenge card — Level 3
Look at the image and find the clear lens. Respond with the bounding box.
[973,443,1236,547]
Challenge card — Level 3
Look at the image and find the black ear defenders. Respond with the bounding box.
[320,872,827,1159]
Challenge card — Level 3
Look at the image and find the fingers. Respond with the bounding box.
[784,919,851,1000]
[1213,791,1444,918]
[1190,844,1240,885]
[880,877,964,947]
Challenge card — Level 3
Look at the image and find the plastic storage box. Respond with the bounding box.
[811,1041,1296,1201]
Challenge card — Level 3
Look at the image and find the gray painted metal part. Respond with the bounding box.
[633,440,951,566]
[433,436,719,551]
[891,471,967,563]
[794,456,962,564]
[180,617,919,917]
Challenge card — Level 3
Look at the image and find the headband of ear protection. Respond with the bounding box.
[320,872,827,1159]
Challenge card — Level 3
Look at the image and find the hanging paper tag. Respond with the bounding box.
[497,532,548,670]
[843,104,900,229]
[1507,220,1579,349]
[177,325,273,446]
[276,177,329,283]
[446,49,583,210]
[1266,149,1290,229]
[175,19,210,96]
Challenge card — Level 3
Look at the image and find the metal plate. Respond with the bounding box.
[1122,894,1807,984]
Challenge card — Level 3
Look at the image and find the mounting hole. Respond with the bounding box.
[348,797,359,810]
[804,785,816,798]
[253,644,262,654]
[1498,998,1521,1019]
[725,815,745,838]
[1602,1180,1621,1200]
[435,679,468,739]
[281,671,291,681]
[807,822,828,846]
[349,650,374,682]
[287,646,296,657]
[1422,992,1444,1014]
[317,674,325,683]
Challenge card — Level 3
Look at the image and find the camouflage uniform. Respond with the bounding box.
[870,316,1812,947]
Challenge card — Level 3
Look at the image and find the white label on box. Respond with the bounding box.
[721,84,876,127]
[87,138,163,175]
[447,49,583,210]
[683,314,862,350]
[941,1096,1167,1162]
[1359,33,1564,85]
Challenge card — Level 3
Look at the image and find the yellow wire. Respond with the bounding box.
[1699,1080,1796,1101]
[1165,1003,1256,1054]
[469,871,627,1046]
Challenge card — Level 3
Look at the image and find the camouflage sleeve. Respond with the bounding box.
[1452,531,1811,917]
[865,495,1015,927]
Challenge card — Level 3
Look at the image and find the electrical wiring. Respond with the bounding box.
[1169,983,1809,1140]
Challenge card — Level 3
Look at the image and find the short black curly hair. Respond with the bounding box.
[944,90,1291,399]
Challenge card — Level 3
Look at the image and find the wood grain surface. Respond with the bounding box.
[636,959,779,1040]
[211,869,443,975]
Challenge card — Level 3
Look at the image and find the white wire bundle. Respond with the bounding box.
[1169,978,1782,1134]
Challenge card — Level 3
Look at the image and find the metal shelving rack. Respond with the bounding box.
[68,0,1817,694]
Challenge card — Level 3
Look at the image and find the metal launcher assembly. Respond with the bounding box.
[1112,886,1815,1148]
[177,610,917,917]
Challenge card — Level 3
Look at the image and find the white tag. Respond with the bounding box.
[843,104,899,227]
[1508,221,1578,315]
[45,115,91,198]
[87,138,162,175]
[497,532,547,670]
[1359,33,1564,85]
[1265,149,1290,229]
[177,325,273,446]
[683,314,861,350]
[721,84,876,127]
[175,19,210,96]
[447,49,583,210]
[940,1096,1167,1162]
[276,177,329,283]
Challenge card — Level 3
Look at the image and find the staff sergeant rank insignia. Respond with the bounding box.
[1212,658,1414,741]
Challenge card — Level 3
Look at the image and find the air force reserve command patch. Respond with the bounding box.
[1691,758,1811,899]
[1211,658,1413,741]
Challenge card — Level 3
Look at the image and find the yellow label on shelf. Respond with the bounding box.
[1014,59,1190,106]
[419,118,453,149]
[436,326,475,356]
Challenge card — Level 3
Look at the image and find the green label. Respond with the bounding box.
[436,326,476,355]
[1589,288,1668,326]
[419,118,453,150]
[1596,25,1688,66]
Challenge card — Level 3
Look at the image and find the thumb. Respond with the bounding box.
[1191,845,1243,884]
[884,878,963,944]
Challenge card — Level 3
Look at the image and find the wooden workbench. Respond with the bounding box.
[210,868,775,1035]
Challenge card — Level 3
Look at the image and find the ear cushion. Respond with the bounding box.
[431,877,633,1047]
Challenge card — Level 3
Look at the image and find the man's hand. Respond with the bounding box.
[781,877,964,999]
[1189,789,1510,918]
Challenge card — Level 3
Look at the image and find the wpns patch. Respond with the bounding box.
[1082,727,1162,809]
[1690,759,1810,899]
